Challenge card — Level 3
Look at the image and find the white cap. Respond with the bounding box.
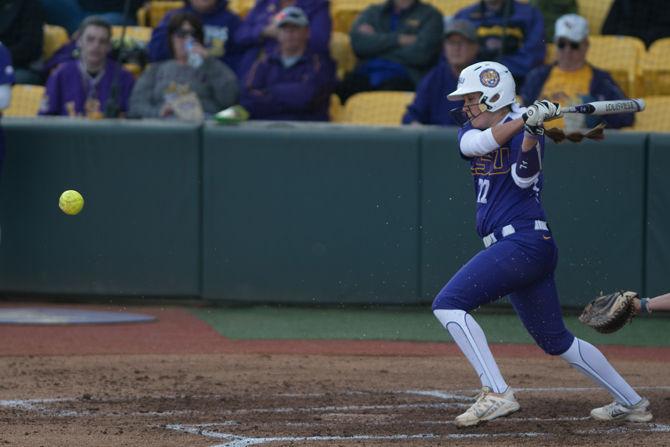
[554,14,589,42]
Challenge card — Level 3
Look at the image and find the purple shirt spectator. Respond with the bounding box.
[39,59,135,117]
[235,0,331,77]
[0,44,14,86]
[148,0,242,72]
[240,49,335,121]
[402,60,461,126]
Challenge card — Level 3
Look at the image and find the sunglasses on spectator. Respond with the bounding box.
[175,29,195,38]
[556,40,580,50]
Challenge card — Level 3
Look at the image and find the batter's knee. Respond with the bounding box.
[534,331,575,356]
[431,288,465,311]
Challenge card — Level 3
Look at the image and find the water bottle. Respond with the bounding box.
[184,36,203,69]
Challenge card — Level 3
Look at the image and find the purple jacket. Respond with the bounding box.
[240,49,335,121]
[402,59,462,126]
[235,0,331,77]
[39,59,135,117]
[148,0,242,71]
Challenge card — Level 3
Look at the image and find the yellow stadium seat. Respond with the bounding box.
[111,26,153,44]
[329,94,343,122]
[330,31,356,80]
[628,96,670,132]
[136,6,148,26]
[229,0,254,17]
[331,1,378,33]
[4,85,45,117]
[43,24,70,60]
[141,1,185,28]
[425,0,477,16]
[341,91,414,126]
[577,0,614,35]
[586,35,645,97]
[641,38,670,96]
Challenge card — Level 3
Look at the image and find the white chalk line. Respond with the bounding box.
[3,386,670,446]
[166,424,551,447]
[166,423,670,447]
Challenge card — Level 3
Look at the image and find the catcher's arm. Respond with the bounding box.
[635,291,670,314]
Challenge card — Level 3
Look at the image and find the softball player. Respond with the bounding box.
[432,61,652,427]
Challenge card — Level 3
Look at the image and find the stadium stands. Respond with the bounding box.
[3,0,668,130]
[339,91,414,125]
[111,26,153,43]
[136,1,185,28]
[329,31,356,80]
[587,35,645,97]
[43,25,69,60]
[629,96,670,132]
[4,85,45,117]
[641,38,670,96]
[577,0,614,35]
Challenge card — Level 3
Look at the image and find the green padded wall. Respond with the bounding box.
[542,133,646,305]
[202,122,420,303]
[0,118,201,296]
[646,134,670,296]
[420,128,481,301]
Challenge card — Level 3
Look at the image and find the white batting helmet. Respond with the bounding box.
[447,61,516,112]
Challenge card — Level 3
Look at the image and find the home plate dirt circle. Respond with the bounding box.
[0,307,156,324]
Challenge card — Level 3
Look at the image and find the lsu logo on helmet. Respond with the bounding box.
[479,69,500,88]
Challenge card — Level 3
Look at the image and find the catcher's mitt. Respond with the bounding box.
[545,123,606,143]
[578,291,639,334]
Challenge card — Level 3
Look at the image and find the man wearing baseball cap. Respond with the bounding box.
[240,6,335,121]
[403,18,480,125]
[520,13,633,131]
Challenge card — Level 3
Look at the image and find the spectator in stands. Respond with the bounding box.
[402,18,479,126]
[129,11,238,119]
[454,0,545,85]
[240,6,334,121]
[235,0,331,78]
[0,43,14,174]
[148,0,242,73]
[0,0,45,85]
[602,0,670,48]
[529,0,576,42]
[39,0,143,35]
[336,0,443,103]
[520,14,633,131]
[39,17,135,118]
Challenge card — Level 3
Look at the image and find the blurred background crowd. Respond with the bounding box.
[1,0,669,131]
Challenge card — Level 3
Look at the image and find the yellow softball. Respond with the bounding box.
[59,190,84,215]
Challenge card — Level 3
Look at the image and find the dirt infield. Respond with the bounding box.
[0,304,668,446]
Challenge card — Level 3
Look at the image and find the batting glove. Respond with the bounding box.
[522,100,561,136]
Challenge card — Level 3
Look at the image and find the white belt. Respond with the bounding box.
[483,220,548,248]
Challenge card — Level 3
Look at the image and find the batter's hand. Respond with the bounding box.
[522,100,561,135]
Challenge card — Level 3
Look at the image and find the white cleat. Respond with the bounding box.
[590,397,653,422]
[454,387,520,428]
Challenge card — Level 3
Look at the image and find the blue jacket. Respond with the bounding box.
[520,63,634,129]
[402,59,462,125]
[455,0,545,80]
[148,0,242,72]
[240,49,336,121]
